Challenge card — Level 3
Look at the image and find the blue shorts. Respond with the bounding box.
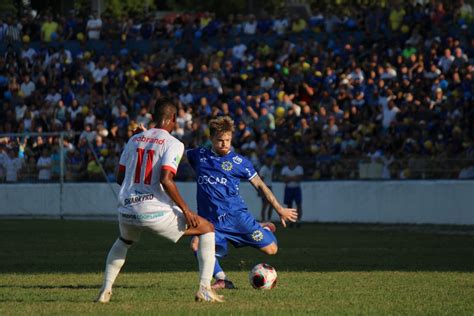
[213,210,277,258]
[284,187,302,206]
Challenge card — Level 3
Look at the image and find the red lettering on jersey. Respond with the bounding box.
[134,136,165,145]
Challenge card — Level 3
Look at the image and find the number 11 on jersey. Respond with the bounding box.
[134,148,155,185]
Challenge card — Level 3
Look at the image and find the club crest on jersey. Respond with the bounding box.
[221,161,233,171]
[232,156,243,164]
[251,230,264,241]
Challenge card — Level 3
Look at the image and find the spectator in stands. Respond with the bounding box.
[86,12,102,40]
[37,148,52,181]
[0,2,472,183]
[41,15,59,42]
[281,155,304,227]
[21,155,37,182]
[7,146,24,172]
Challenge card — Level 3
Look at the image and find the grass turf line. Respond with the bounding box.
[0,220,473,315]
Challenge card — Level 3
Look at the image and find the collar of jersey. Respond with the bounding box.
[210,148,232,157]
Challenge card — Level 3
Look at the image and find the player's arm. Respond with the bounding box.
[160,168,200,228]
[250,174,297,227]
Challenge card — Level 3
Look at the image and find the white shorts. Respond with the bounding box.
[118,207,187,243]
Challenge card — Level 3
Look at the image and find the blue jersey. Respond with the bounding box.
[186,147,257,223]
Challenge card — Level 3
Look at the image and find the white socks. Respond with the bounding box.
[102,238,131,291]
[197,232,216,288]
[215,271,227,281]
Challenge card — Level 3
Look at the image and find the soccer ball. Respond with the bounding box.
[249,263,277,290]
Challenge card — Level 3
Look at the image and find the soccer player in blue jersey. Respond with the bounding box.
[187,116,298,289]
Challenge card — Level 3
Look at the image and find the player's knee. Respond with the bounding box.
[262,243,278,255]
[190,236,199,252]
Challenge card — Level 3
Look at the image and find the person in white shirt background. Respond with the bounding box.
[281,155,304,227]
[37,148,52,182]
[258,156,275,222]
[3,146,23,183]
[86,12,102,40]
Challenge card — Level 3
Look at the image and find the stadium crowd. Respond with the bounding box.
[0,0,473,182]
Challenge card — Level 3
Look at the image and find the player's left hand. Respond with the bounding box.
[183,210,200,228]
[278,208,298,228]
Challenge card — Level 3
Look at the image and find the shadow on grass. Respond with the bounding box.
[0,220,473,273]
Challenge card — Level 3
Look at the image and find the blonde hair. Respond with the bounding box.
[208,116,235,137]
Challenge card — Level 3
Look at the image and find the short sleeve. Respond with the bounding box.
[281,166,288,177]
[162,141,185,174]
[119,143,131,167]
[296,166,304,176]
[236,156,257,181]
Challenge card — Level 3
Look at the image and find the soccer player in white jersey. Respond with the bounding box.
[96,99,223,303]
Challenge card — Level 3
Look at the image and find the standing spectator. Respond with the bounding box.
[20,37,37,63]
[136,106,152,127]
[2,145,23,183]
[41,15,59,42]
[281,155,304,227]
[382,99,400,129]
[243,15,257,35]
[86,12,102,40]
[5,16,21,43]
[259,156,274,221]
[20,74,36,98]
[291,15,307,33]
[21,156,37,182]
[37,148,52,181]
[273,14,289,35]
[0,17,7,42]
[389,3,406,31]
[438,49,454,73]
[232,37,247,61]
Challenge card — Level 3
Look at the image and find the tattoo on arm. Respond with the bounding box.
[251,175,281,211]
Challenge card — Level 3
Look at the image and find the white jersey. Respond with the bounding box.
[281,165,304,188]
[118,128,184,217]
[259,164,273,187]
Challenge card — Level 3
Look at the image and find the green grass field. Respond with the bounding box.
[0,220,473,315]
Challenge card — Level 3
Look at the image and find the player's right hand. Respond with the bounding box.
[131,123,147,136]
[183,210,200,228]
[278,208,298,228]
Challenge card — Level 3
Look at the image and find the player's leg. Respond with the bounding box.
[227,212,279,256]
[148,208,223,302]
[182,214,224,302]
[96,222,141,303]
[183,216,216,289]
[258,228,278,255]
[190,231,235,290]
[211,233,236,289]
